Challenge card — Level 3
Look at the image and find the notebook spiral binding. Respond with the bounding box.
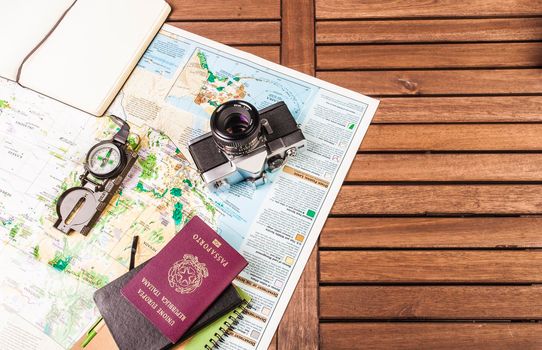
[204,300,249,350]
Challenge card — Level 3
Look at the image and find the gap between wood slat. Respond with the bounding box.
[315,0,542,19]
[167,21,281,45]
[320,323,542,350]
[317,69,542,96]
[316,18,542,43]
[316,43,542,70]
[320,217,542,248]
[320,250,542,283]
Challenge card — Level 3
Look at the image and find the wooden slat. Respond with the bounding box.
[332,185,542,215]
[346,154,542,182]
[313,3,542,348]
[320,251,542,283]
[268,334,277,350]
[168,21,281,45]
[233,45,280,63]
[317,43,542,69]
[279,247,319,350]
[167,0,280,20]
[315,0,542,19]
[360,124,542,151]
[320,286,542,319]
[375,96,542,123]
[320,217,542,248]
[279,0,319,348]
[281,0,315,74]
[316,18,542,43]
[320,323,542,350]
[317,69,542,96]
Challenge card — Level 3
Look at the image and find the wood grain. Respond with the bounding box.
[332,185,542,215]
[278,247,319,350]
[315,0,542,19]
[375,96,542,123]
[320,323,542,350]
[168,21,281,45]
[268,334,277,350]
[166,0,280,20]
[320,250,542,283]
[317,69,542,96]
[279,1,319,349]
[346,154,542,182]
[233,45,280,63]
[281,0,315,75]
[320,217,542,248]
[316,18,542,43]
[360,124,542,151]
[317,43,542,69]
[320,285,542,319]
[311,3,542,349]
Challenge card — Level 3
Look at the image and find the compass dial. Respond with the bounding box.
[87,142,123,177]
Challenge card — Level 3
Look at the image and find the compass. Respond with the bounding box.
[86,140,126,178]
[54,115,139,236]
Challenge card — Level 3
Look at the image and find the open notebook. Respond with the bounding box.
[0,0,170,116]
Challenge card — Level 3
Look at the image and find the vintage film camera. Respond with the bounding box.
[188,100,305,192]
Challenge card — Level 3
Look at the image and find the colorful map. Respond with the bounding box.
[0,79,217,348]
[0,25,374,350]
[166,48,313,118]
[109,30,321,250]
[114,31,317,156]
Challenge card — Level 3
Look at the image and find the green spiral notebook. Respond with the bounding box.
[176,287,251,350]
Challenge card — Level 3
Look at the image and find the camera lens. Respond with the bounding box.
[210,100,261,156]
[224,112,251,135]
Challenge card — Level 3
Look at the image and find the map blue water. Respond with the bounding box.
[137,34,190,79]
[132,31,325,253]
[138,33,319,124]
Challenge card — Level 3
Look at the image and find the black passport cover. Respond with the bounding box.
[93,261,243,350]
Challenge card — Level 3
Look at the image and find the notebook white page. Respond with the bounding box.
[0,0,75,81]
[19,0,170,116]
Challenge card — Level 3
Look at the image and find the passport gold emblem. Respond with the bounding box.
[167,254,209,294]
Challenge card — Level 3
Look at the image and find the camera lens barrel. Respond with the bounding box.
[210,100,261,156]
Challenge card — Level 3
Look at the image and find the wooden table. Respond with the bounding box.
[165,1,542,349]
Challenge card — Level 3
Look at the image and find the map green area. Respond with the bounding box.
[0,26,330,350]
[0,79,218,348]
[165,46,314,121]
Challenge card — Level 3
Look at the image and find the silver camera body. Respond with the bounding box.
[188,100,305,192]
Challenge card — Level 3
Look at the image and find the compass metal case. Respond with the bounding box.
[54,116,138,236]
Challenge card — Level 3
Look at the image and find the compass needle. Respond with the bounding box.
[100,148,113,168]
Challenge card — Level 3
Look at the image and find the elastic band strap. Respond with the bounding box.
[17,1,78,82]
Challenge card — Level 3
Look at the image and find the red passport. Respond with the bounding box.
[121,216,248,343]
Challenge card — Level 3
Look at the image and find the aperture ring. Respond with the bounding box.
[215,134,262,157]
